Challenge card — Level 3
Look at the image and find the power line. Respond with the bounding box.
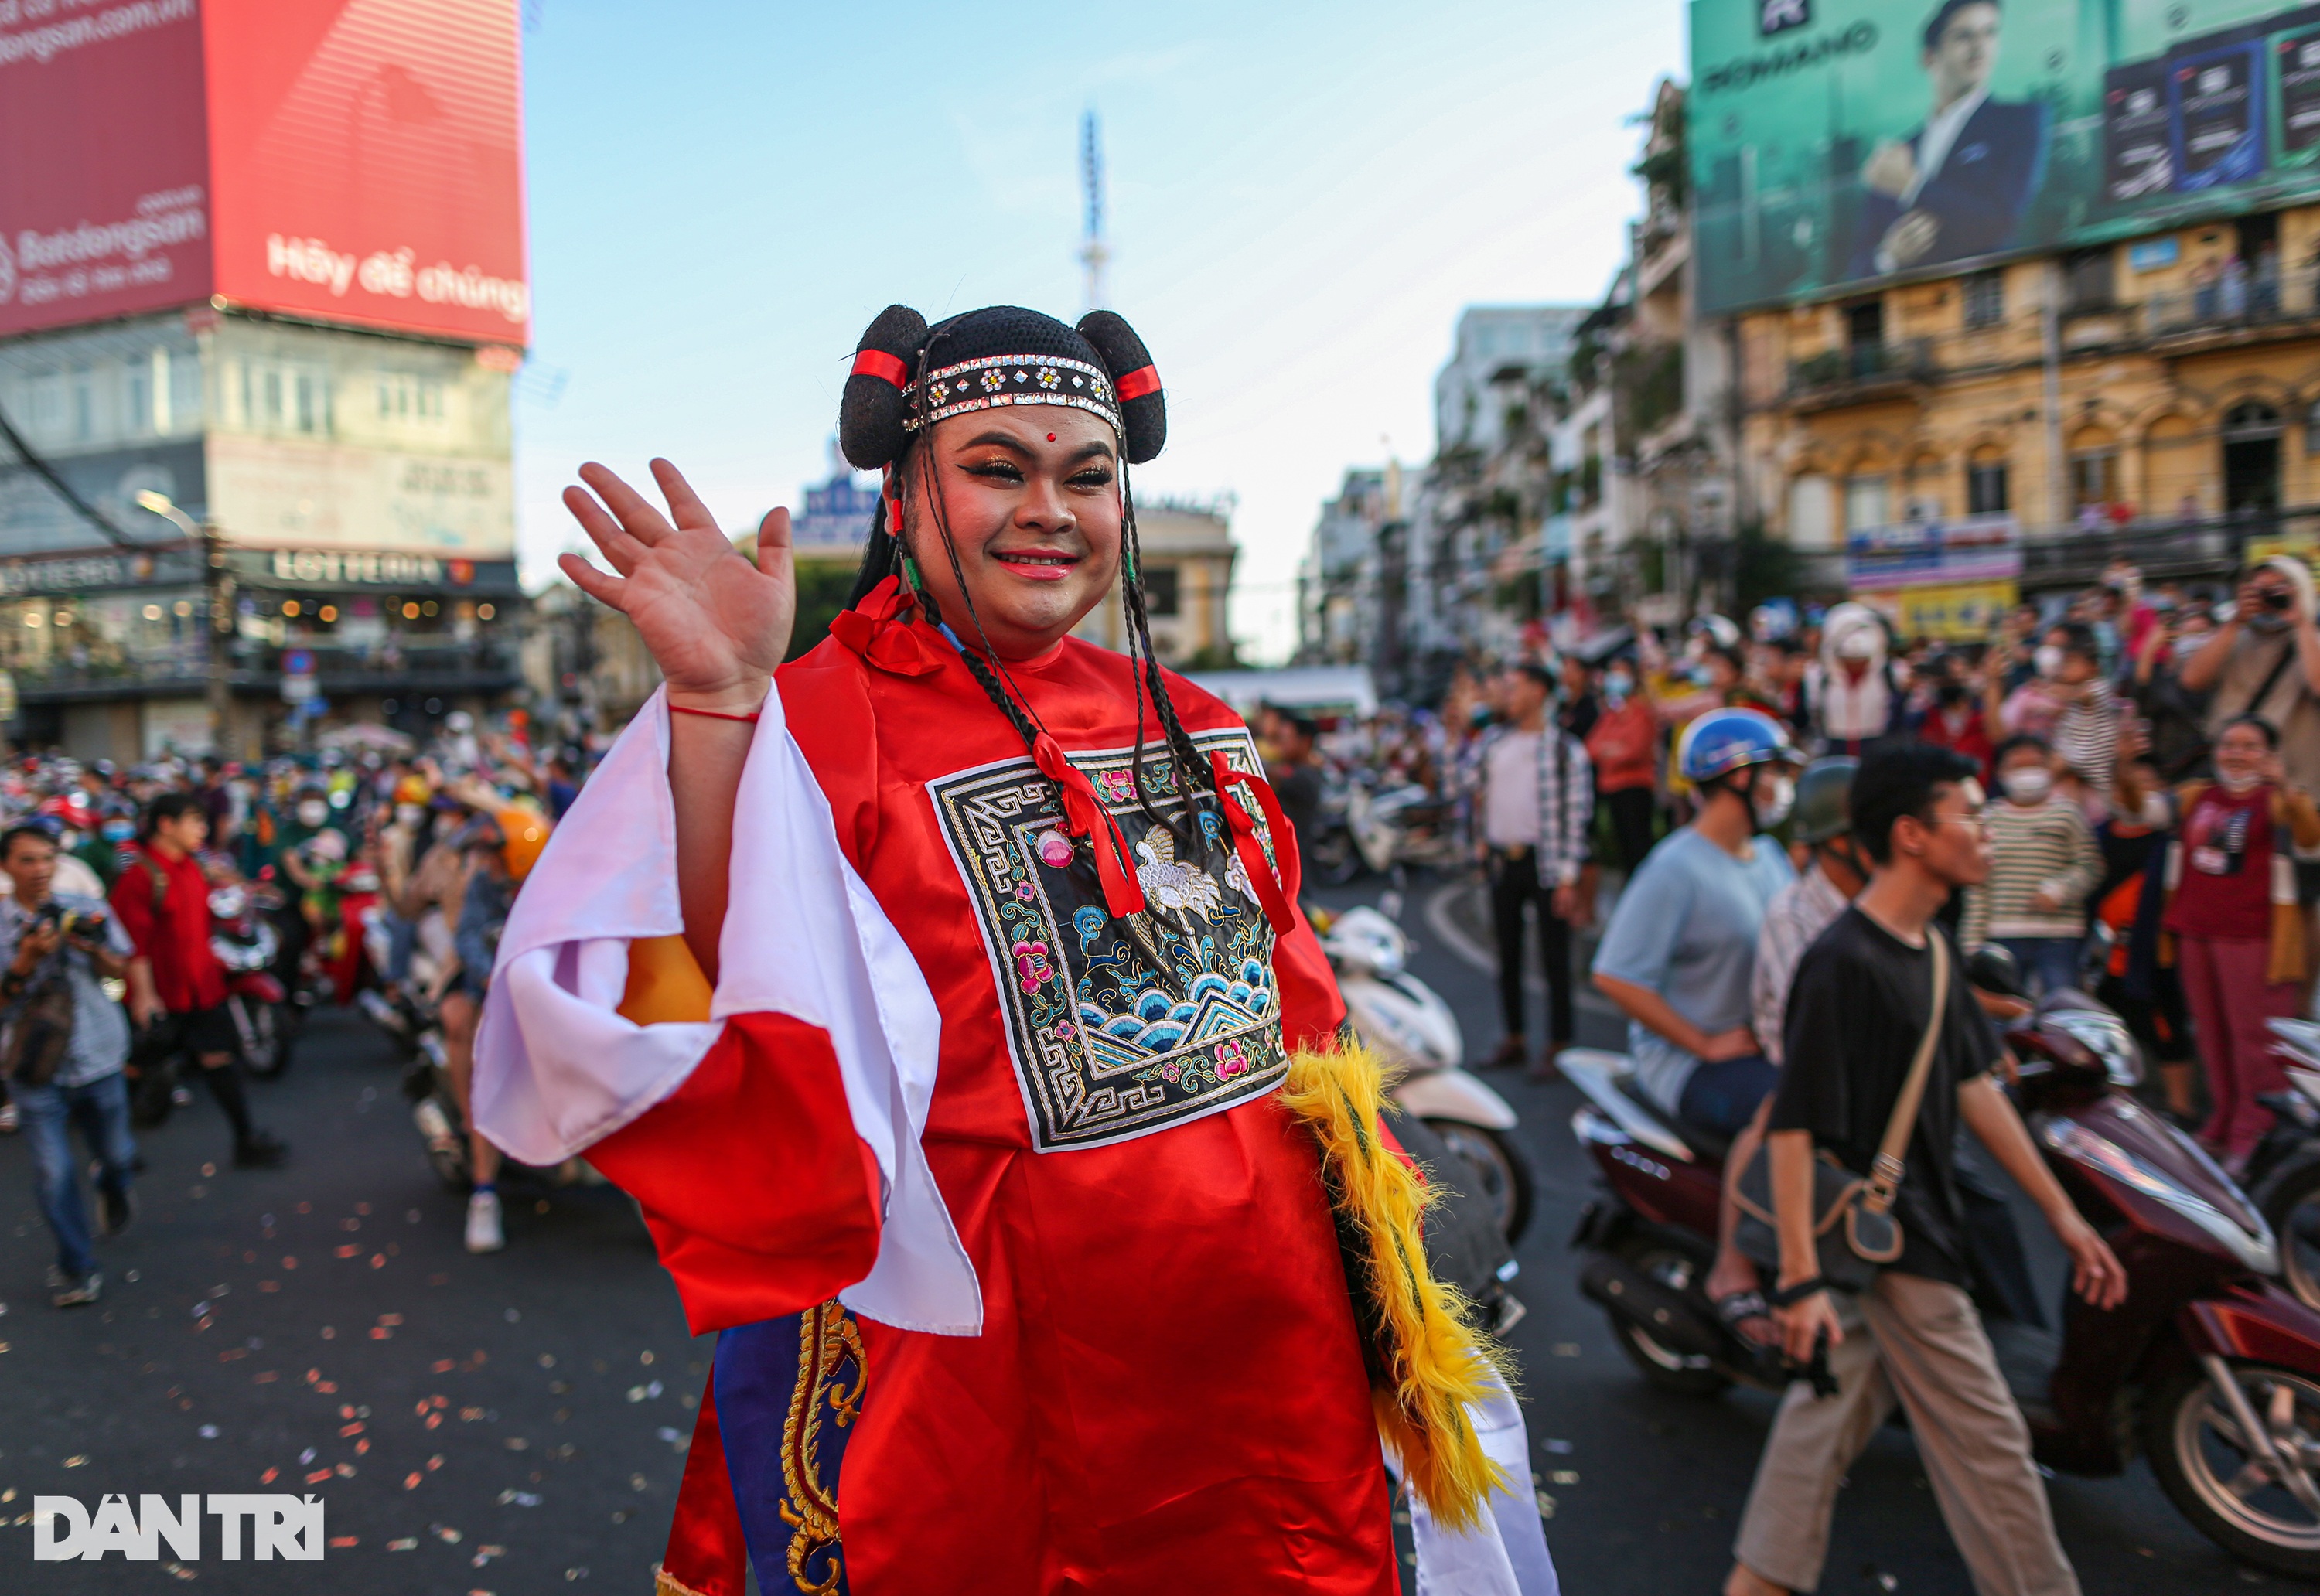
[0,395,152,552]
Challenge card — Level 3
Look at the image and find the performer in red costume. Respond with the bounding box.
[477,305,1554,1596]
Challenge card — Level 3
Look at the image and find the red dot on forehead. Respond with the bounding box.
[1046,433,1056,442]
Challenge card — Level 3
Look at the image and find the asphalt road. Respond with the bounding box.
[1359,868,2315,1596]
[0,898,2308,1596]
[0,1008,706,1595]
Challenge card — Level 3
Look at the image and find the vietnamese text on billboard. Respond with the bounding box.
[1691,0,2320,315]
[0,0,210,337]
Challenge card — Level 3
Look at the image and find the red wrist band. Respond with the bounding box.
[670,703,762,723]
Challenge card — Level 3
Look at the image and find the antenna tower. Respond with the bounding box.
[1079,109,1109,312]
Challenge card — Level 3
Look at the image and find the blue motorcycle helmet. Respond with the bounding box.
[1677,706,1800,785]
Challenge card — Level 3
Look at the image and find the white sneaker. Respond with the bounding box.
[464,1189,504,1254]
[0,1100,19,1133]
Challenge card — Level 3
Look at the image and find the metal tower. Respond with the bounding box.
[1079,109,1109,313]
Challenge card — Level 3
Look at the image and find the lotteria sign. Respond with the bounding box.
[0,0,528,344]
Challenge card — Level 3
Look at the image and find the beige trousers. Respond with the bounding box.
[1733,1271,2079,1596]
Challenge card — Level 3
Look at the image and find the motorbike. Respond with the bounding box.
[207,882,295,1077]
[1344,780,1462,878]
[362,900,589,1195]
[318,863,381,1008]
[355,900,436,1056]
[2242,1018,2320,1314]
[1316,903,1536,1243]
[401,1011,606,1197]
[1567,963,2320,1579]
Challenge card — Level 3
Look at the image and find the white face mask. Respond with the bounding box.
[1752,773,1796,830]
[2033,644,2065,680]
[2002,766,2053,805]
[296,801,328,827]
[395,803,425,828]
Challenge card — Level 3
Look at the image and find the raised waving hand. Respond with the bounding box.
[558,459,796,709]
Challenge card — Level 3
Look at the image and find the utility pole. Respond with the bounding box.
[206,523,234,759]
[1079,109,1109,313]
[136,490,234,758]
[2042,261,2066,531]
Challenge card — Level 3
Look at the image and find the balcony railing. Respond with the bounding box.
[1763,268,2320,412]
[1786,339,1934,399]
[2138,264,2320,337]
[2011,510,2284,588]
[10,640,520,701]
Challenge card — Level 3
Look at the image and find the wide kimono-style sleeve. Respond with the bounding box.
[473,685,980,1339]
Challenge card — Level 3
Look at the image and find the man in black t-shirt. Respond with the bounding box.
[1727,744,2126,1596]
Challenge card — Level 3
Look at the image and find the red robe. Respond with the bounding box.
[591,611,1394,1595]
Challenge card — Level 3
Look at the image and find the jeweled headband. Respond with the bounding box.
[888,352,1122,434]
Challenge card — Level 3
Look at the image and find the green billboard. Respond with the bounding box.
[1691,0,2320,314]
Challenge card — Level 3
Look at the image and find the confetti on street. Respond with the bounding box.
[0,1011,707,1594]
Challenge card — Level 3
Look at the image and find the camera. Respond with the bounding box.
[33,900,109,943]
[2265,588,2295,612]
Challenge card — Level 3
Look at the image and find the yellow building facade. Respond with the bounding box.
[1738,206,2320,568]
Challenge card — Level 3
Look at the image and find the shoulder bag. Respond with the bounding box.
[1731,929,1948,1293]
[1,949,78,1089]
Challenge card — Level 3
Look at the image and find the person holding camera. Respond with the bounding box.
[2178,557,2320,793]
[0,823,139,1308]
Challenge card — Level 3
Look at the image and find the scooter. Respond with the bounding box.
[1345,781,1462,878]
[1567,960,2320,1580]
[2241,1018,2320,1314]
[1317,903,1536,1243]
[208,882,295,1077]
[321,864,382,1008]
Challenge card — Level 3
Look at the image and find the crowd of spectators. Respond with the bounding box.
[1267,553,2320,1178]
[0,710,580,1302]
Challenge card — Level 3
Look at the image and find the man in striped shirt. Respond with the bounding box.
[2045,622,2121,815]
[1961,735,2102,995]
[1476,663,1595,1078]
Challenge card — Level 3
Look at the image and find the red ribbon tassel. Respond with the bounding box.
[1209,754,1296,933]
[826,575,943,677]
[1032,734,1147,919]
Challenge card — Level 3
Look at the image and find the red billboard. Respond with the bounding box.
[0,0,214,338]
[0,0,526,347]
[206,0,529,347]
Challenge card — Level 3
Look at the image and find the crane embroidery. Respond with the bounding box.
[1134,826,1224,918]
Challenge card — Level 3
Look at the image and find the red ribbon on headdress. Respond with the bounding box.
[851,348,911,389]
[1032,733,1147,919]
[1209,753,1295,934]
[827,575,943,677]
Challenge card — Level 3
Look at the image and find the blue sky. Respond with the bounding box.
[516,0,1687,661]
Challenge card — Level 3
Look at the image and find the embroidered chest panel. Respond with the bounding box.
[927,728,1288,1153]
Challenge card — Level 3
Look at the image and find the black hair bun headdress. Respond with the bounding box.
[839,303,1165,470]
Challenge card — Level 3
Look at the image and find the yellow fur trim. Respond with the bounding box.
[1281,1042,1511,1530]
[620,935,715,1025]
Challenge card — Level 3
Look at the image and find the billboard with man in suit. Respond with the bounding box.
[1692,0,2320,314]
